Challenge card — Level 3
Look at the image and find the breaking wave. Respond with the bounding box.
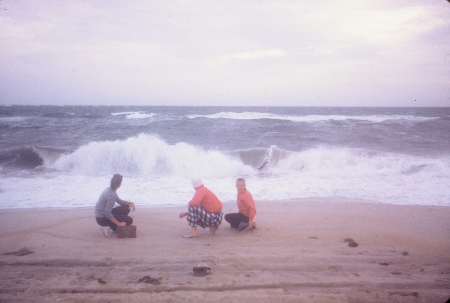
[186,111,439,123]
[51,134,256,178]
[111,111,158,119]
[48,134,449,184]
[0,146,70,170]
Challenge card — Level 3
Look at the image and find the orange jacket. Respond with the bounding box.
[188,185,222,213]
[237,189,256,219]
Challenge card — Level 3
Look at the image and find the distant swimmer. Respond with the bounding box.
[94,174,136,237]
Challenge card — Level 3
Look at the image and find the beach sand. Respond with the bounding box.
[0,199,449,303]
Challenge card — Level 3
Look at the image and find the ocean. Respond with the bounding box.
[1,105,449,210]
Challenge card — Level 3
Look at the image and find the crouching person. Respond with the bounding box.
[224,178,256,231]
[95,174,135,237]
[179,178,223,238]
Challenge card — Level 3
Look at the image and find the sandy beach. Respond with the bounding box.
[0,199,449,303]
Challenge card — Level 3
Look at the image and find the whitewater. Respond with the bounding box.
[1,106,449,209]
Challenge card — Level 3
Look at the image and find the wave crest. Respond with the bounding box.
[186,111,438,123]
[0,147,43,169]
[111,111,157,119]
[0,146,69,171]
[51,134,256,177]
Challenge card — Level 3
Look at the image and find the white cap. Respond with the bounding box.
[191,178,203,188]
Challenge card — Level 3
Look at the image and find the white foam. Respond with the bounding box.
[0,116,30,122]
[125,112,157,119]
[1,139,449,209]
[186,112,439,123]
[51,134,256,178]
[111,111,139,116]
[34,146,71,166]
[111,111,157,119]
[262,147,450,205]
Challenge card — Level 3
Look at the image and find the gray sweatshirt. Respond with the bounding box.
[94,187,127,219]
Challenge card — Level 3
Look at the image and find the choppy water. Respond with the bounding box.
[1,105,449,209]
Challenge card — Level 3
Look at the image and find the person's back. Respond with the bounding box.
[179,178,224,238]
[94,174,136,237]
[189,185,222,213]
[95,187,116,219]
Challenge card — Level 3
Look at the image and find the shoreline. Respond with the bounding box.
[1,198,449,302]
[1,196,448,213]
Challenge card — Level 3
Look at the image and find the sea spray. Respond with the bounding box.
[52,134,256,178]
[1,106,449,209]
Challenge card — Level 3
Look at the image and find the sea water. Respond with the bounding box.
[0,106,449,209]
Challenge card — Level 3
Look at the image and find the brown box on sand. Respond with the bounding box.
[116,225,137,238]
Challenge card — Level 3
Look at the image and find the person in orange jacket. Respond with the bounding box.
[224,178,256,231]
[179,178,223,238]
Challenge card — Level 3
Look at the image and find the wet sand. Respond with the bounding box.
[0,199,449,302]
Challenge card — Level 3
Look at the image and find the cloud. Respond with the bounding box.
[0,0,449,106]
[221,49,286,61]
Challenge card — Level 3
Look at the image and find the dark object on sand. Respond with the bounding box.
[2,247,34,256]
[344,238,359,247]
[117,225,137,238]
[193,263,211,277]
[138,276,161,284]
[97,278,106,284]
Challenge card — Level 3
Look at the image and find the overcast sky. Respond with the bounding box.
[0,1,449,107]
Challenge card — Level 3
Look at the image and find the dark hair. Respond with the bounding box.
[236,178,245,182]
[110,174,123,189]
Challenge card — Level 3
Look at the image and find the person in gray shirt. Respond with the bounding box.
[95,174,136,237]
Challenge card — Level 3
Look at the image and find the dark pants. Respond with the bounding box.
[96,205,133,231]
[224,212,249,228]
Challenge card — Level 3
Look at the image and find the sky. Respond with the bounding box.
[0,1,449,107]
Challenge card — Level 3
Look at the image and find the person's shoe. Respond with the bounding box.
[238,222,248,231]
[182,234,198,238]
[100,226,112,237]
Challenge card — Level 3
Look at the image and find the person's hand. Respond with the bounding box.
[240,221,255,232]
[128,202,136,212]
[241,225,253,232]
[117,221,126,227]
[179,212,188,219]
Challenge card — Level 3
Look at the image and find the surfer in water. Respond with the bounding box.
[258,157,269,170]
